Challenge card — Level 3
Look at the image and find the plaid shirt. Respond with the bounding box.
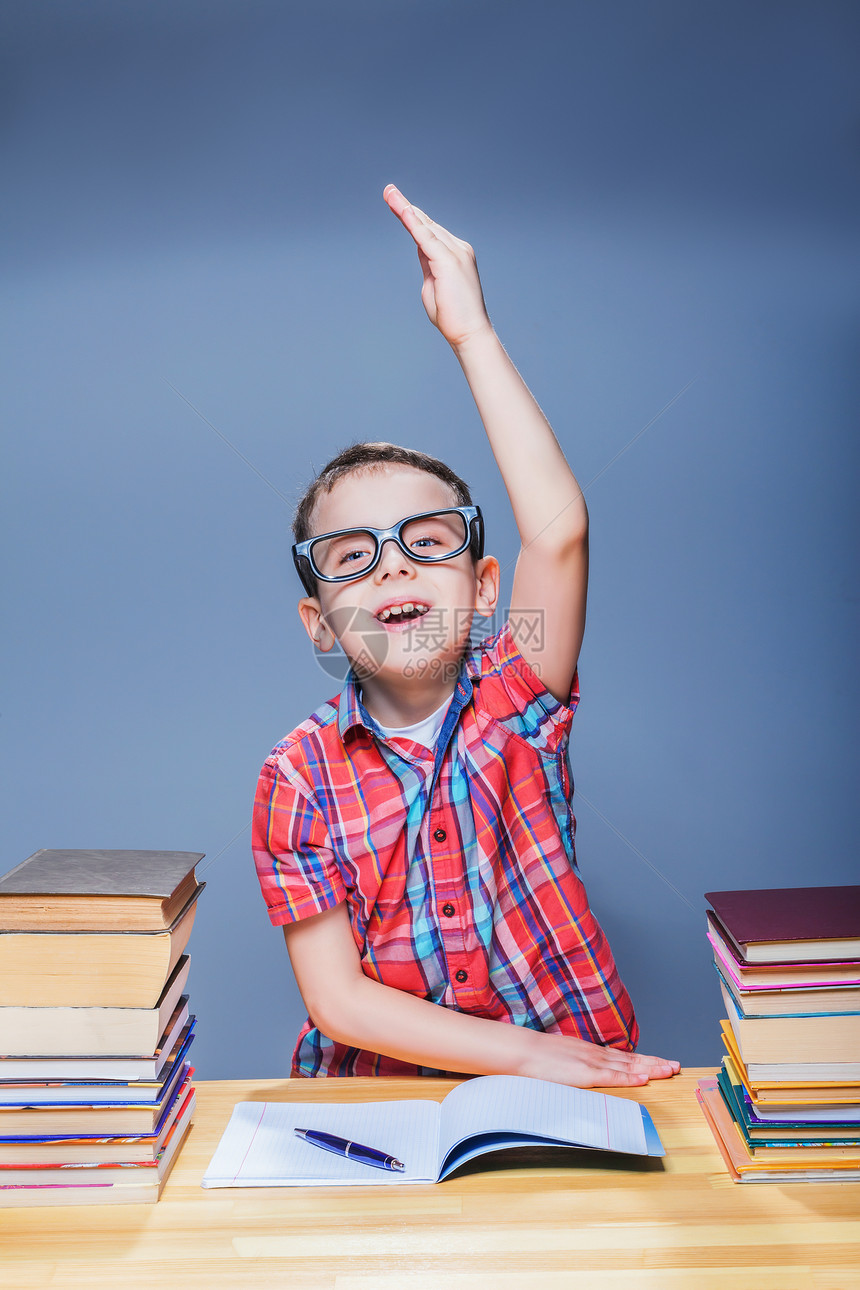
[253,621,638,1077]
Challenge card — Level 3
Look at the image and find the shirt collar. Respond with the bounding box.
[337,634,484,742]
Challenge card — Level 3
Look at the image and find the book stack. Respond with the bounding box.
[697,884,860,1183]
[0,849,204,1206]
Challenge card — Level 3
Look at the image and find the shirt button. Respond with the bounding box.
[442,903,455,918]
[433,828,447,842]
[455,969,468,984]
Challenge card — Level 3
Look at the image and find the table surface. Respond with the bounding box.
[2,1069,859,1290]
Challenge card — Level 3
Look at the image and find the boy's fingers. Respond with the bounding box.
[391,199,443,256]
[592,1065,649,1088]
[591,1055,679,1086]
[384,184,463,259]
[410,204,468,255]
[409,203,444,233]
[587,1048,679,1082]
[632,1053,681,1072]
[383,183,424,231]
[416,246,432,282]
[629,1058,680,1080]
[382,182,408,214]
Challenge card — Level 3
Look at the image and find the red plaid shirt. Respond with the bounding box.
[253,622,638,1076]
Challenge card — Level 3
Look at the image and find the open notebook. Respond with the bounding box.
[202,1074,664,1187]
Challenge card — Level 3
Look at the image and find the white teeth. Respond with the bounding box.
[377,603,429,622]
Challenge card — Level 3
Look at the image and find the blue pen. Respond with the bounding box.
[294,1127,405,1172]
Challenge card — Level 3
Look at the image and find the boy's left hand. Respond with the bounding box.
[383,183,493,349]
[385,181,589,704]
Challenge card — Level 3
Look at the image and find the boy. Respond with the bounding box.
[252,184,679,1088]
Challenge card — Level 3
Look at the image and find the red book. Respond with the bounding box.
[705,886,860,965]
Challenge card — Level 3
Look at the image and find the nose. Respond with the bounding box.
[374,535,415,581]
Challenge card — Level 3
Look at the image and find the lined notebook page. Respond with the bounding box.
[437,1075,647,1161]
[202,1099,440,1187]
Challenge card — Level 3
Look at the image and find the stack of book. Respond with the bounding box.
[697,884,860,1183]
[0,849,204,1206]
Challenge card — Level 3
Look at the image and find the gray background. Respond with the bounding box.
[2,0,858,1077]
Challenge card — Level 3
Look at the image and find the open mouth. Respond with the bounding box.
[375,601,430,624]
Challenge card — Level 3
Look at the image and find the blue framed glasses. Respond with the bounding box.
[292,505,484,595]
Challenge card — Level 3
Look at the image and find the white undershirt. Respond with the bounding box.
[374,695,454,749]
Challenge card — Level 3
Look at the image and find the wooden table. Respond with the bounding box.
[2,1070,859,1289]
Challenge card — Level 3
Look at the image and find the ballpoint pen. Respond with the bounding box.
[294,1127,405,1172]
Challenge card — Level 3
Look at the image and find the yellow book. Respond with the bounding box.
[720,1024,860,1102]
[0,890,200,1008]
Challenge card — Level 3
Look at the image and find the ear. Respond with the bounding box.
[473,555,500,618]
[298,597,336,652]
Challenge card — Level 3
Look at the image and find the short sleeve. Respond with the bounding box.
[252,755,346,926]
[475,621,579,755]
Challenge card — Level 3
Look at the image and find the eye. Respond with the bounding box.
[401,513,465,555]
[410,532,440,550]
[339,546,370,565]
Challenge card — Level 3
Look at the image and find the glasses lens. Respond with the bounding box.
[308,511,471,581]
[310,529,377,580]
[400,511,468,560]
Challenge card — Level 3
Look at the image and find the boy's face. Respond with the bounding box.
[297,465,499,699]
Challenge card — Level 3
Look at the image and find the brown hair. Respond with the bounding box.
[293,441,479,594]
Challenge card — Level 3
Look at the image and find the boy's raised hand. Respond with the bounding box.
[385,180,589,704]
[383,183,492,349]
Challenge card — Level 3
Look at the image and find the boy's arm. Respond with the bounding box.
[284,902,679,1087]
[383,184,588,704]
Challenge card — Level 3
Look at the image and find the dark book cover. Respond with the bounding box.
[0,851,204,899]
[705,886,860,948]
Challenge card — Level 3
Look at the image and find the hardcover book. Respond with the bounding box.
[721,984,860,1069]
[0,998,192,1082]
[720,1025,860,1103]
[0,850,204,931]
[707,916,860,989]
[0,1025,195,1105]
[0,955,190,1057]
[0,889,202,1008]
[705,886,860,964]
